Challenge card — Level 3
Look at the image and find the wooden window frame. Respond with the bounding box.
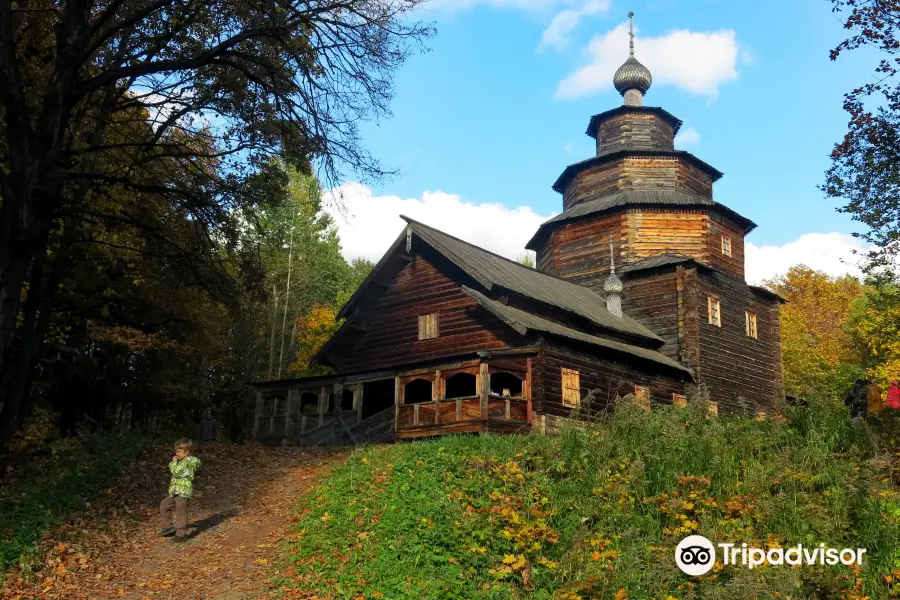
[707,296,721,327]
[634,385,651,411]
[721,234,732,257]
[561,368,581,409]
[745,311,758,339]
[672,393,687,408]
[417,312,439,340]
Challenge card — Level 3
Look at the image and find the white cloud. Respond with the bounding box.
[324,185,868,291]
[674,127,700,148]
[323,183,552,263]
[745,233,870,286]
[539,0,611,52]
[555,22,741,100]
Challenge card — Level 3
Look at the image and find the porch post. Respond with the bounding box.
[479,362,489,420]
[353,384,364,423]
[284,388,293,439]
[394,376,402,432]
[319,385,328,427]
[526,358,533,424]
[433,369,441,424]
[333,382,342,444]
[252,391,262,438]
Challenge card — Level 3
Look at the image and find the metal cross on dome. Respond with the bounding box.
[628,11,635,57]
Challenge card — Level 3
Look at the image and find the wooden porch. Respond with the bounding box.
[251,355,533,446]
[394,357,532,440]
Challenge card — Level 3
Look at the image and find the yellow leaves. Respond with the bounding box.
[288,305,341,376]
[614,590,628,600]
[253,559,269,566]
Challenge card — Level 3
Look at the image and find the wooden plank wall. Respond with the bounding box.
[564,157,714,209]
[706,212,746,280]
[534,342,687,417]
[695,272,783,414]
[553,213,624,285]
[626,208,707,263]
[332,250,523,371]
[620,271,680,360]
[595,113,675,156]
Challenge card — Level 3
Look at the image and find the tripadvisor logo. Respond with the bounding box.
[675,536,867,576]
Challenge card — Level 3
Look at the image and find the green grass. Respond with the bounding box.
[279,396,900,599]
[0,431,151,579]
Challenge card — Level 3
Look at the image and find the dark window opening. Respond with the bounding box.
[445,372,477,399]
[361,379,395,420]
[341,388,354,411]
[299,392,318,415]
[404,378,433,404]
[490,372,522,397]
[327,393,335,413]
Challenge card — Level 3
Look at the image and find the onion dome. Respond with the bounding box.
[613,56,652,97]
[605,236,623,318]
[613,11,652,106]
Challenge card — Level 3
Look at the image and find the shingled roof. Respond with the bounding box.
[399,216,662,343]
[585,106,683,139]
[461,287,691,376]
[525,190,757,249]
[552,149,724,195]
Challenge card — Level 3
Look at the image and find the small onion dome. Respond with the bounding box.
[604,271,623,294]
[613,56,652,97]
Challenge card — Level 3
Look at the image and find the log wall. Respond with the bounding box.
[706,212,746,280]
[563,156,714,209]
[695,271,783,414]
[534,342,688,417]
[332,250,523,371]
[621,271,680,361]
[595,112,675,156]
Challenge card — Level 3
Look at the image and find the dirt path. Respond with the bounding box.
[1,442,348,600]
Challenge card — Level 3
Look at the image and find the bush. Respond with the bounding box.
[278,395,900,599]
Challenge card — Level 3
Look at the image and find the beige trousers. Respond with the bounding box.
[159,495,189,536]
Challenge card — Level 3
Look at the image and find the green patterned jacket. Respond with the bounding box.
[168,455,201,498]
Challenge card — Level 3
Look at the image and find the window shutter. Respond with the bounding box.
[418,313,439,340]
[561,368,580,408]
[635,385,651,411]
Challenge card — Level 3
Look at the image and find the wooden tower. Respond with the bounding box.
[527,13,785,414]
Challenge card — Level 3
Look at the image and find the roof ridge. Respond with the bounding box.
[400,214,607,297]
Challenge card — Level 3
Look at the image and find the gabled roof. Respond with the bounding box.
[552,149,724,195]
[749,285,787,303]
[585,106,683,139]
[619,256,787,303]
[401,216,662,343]
[462,287,692,376]
[335,216,662,344]
[525,190,757,249]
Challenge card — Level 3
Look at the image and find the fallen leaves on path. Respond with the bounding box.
[2,441,347,600]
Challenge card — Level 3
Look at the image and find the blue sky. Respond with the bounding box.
[325,0,880,284]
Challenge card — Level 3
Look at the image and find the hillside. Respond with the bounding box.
[278,398,900,599]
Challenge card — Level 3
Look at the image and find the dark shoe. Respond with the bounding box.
[172,534,189,543]
[158,527,176,537]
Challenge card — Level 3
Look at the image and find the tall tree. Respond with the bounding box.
[0,0,433,443]
[823,0,900,272]
[765,266,863,398]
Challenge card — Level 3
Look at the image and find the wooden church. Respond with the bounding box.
[251,16,785,445]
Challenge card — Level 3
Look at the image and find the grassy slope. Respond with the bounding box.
[280,398,900,600]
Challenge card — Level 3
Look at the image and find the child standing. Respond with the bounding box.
[158,438,201,542]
